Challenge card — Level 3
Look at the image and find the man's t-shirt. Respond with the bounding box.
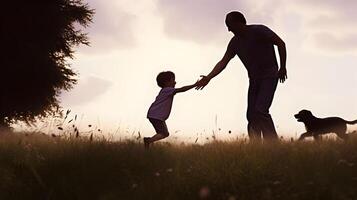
[228,24,279,80]
[147,87,175,121]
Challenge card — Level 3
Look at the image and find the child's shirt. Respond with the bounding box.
[147,87,175,121]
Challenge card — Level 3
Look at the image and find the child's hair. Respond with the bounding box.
[156,71,175,88]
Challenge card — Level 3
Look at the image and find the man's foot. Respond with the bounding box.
[144,137,150,149]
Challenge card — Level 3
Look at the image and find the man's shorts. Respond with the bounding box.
[148,118,169,137]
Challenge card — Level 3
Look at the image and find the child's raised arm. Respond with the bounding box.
[174,81,199,94]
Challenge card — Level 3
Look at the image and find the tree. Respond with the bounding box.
[0,0,94,129]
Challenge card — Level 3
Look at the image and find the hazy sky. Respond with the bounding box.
[59,0,357,140]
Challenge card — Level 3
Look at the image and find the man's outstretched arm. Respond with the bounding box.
[271,34,287,83]
[195,42,235,90]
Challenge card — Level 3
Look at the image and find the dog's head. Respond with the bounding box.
[294,110,314,122]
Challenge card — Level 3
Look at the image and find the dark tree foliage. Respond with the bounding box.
[0,0,94,128]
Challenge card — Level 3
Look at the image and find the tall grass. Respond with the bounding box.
[1,132,357,200]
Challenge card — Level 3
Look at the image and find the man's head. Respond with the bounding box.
[156,71,176,88]
[225,11,247,35]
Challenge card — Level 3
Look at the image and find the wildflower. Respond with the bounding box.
[228,196,236,200]
[166,168,173,173]
[24,143,33,151]
[199,186,210,199]
[273,180,281,185]
[132,183,138,189]
[338,159,348,165]
[306,181,314,185]
[37,154,45,161]
[155,172,160,177]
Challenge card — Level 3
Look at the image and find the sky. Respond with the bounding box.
[57,0,357,141]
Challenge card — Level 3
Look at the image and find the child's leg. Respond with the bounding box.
[147,118,170,145]
[148,133,167,143]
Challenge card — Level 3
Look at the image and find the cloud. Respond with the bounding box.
[77,0,137,54]
[289,0,357,52]
[156,0,282,44]
[312,32,357,52]
[298,0,357,16]
[298,0,357,28]
[155,0,357,52]
[60,76,113,106]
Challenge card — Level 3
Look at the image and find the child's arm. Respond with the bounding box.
[174,82,198,94]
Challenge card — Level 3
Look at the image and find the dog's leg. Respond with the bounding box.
[298,132,312,140]
[336,132,349,140]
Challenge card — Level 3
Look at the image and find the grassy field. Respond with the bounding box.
[1,132,357,200]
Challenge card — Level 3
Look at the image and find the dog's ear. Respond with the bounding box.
[297,110,305,115]
[301,109,312,115]
[297,110,304,115]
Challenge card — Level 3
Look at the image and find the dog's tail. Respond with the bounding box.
[345,119,357,125]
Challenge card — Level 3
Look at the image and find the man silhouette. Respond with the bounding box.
[196,11,287,140]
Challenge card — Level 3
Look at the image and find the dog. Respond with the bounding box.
[294,109,357,140]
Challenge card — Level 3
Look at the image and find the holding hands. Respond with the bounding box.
[195,75,211,90]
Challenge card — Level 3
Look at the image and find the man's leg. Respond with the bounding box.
[247,79,262,139]
[254,78,278,140]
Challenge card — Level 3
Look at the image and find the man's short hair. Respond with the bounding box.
[225,11,246,25]
[156,71,175,88]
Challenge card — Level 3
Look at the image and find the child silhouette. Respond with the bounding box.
[145,71,198,148]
